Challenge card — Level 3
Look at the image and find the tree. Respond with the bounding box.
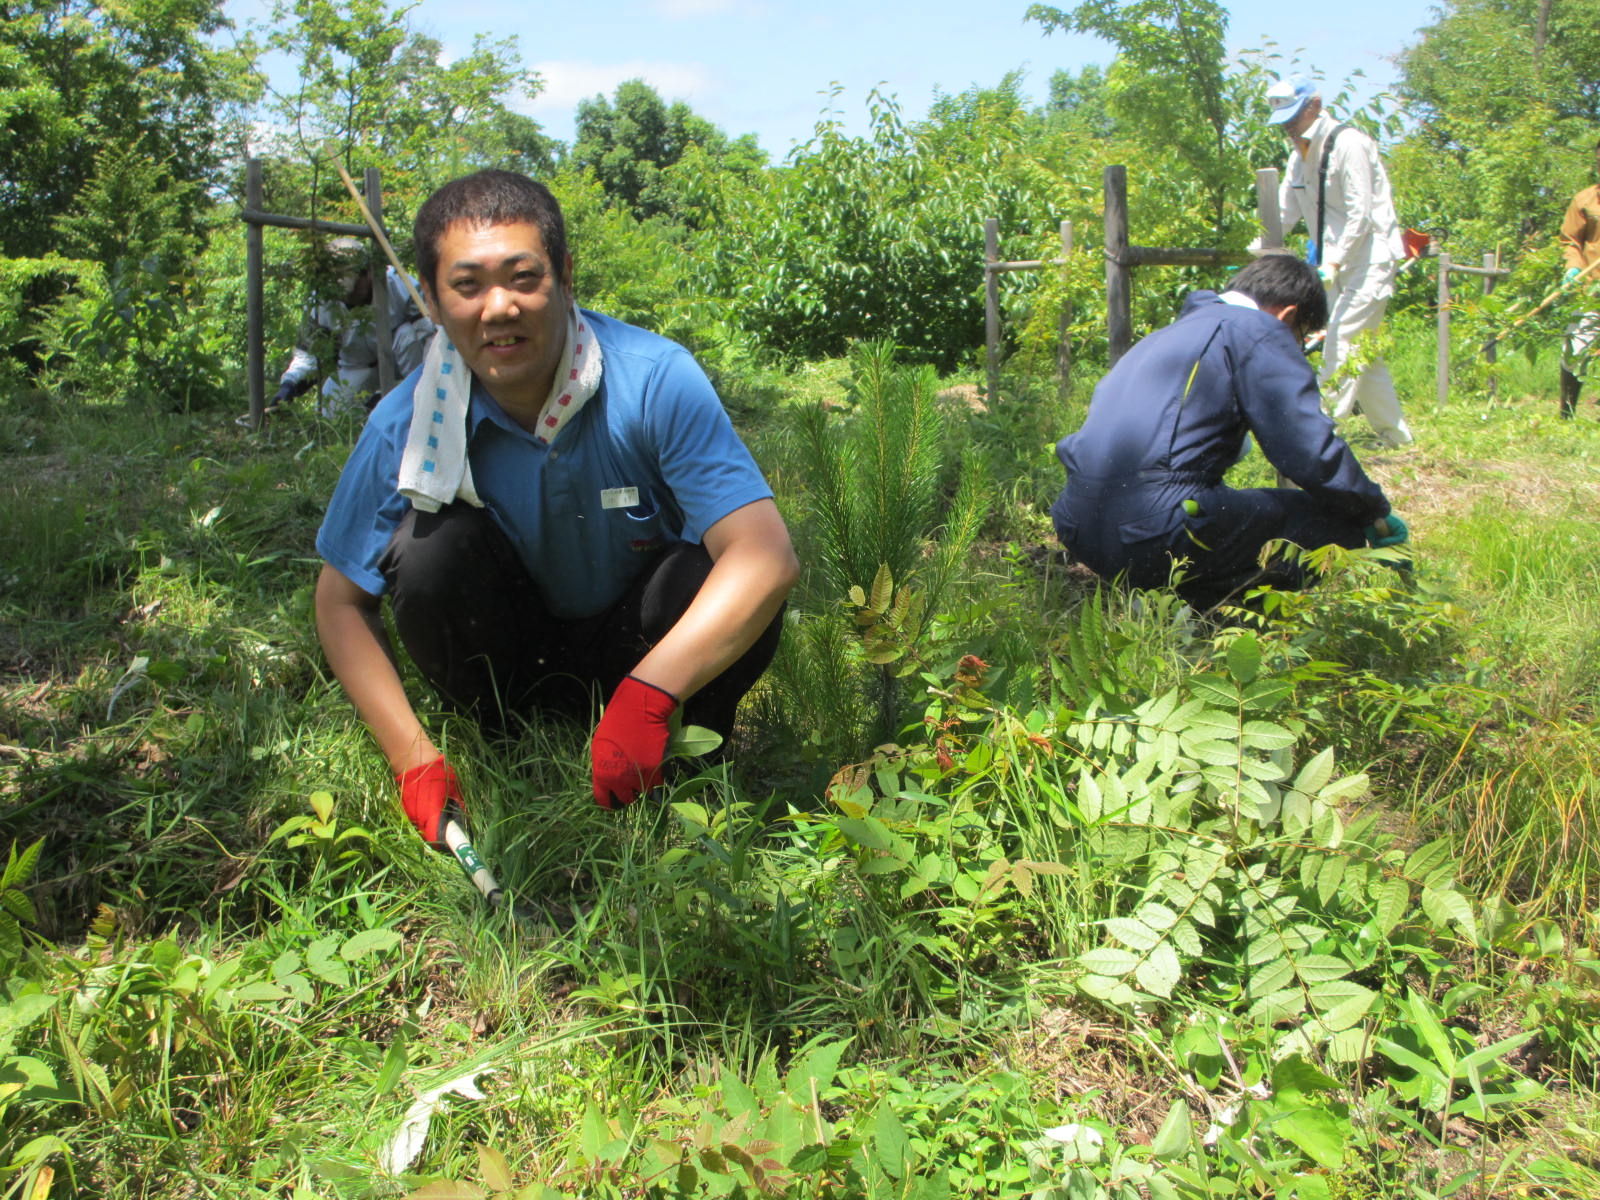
[701,83,1087,370]
[257,0,549,213]
[1393,0,1600,250]
[1027,0,1250,239]
[1041,64,1116,139]
[571,79,765,224]
[0,0,255,263]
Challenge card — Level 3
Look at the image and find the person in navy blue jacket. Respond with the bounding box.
[1050,254,1407,611]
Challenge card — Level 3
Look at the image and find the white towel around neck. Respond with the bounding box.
[397,308,603,512]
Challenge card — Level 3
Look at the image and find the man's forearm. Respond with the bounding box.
[314,566,438,773]
[630,542,796,702]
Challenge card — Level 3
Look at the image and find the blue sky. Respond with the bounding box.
[228,0,1447,158]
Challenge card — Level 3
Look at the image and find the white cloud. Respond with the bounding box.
[524,59,716,112]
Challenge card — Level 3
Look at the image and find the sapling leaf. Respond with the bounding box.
[667,723,724,758]
[784,1037,848,1107]
[1403,839,1453,881]
[1241,720,1294,750]
[1134,941,1182,998]
[1271,1053,1341,1102]
[341,928,401,962]
[1188,674,1239,708]
[1150,1099,1192,1159]
[1308,980,1376,1027]
[869,563,894,614]
[1270,1106,1347,1170]
[1293,747,1335,796]
[1373,879,1410,934]
[1226,633,1261,683]
[874,1104,908,1180]
[1250,958,1296,998]
[1078,947,1141,977]
[1421,886,1477,940]
[1135,902,1180,931]
[1104,917,1162,951]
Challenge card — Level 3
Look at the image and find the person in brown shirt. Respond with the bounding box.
[1558,138,1600,417]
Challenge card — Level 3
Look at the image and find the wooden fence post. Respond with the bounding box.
[984,218,1001,404]
[1057,220,1073,398]
[366,167,394,398]
[1256,169,1283,251]
[1104,166,1132,366]
[1437,252,1452,408]
[1483,250,1499,401]
[246,158,265,429]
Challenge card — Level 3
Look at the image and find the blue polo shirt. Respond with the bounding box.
[316,309,773,619]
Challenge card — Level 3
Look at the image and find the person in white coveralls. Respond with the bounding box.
[1266,75,1413,448]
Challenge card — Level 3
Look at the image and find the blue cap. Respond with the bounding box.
[1266,75,1318,126]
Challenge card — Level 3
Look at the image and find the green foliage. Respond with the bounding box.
[1040,64,1116,140]
[258,0,547,200]
[571,79,766,224]
[0,0,254,396]
[1392,0,1600,253]
[45,257,229,410]
[702,81,1077,370]
[1028,0,1246,238]
[0,255,94,386]
[0,0,255,262]
[0,842,43,974]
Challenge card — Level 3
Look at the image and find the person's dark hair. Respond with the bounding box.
[413,170,568,293]
[1228,253,1329,339]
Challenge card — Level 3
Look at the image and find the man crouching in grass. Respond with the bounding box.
[313,169,797,851]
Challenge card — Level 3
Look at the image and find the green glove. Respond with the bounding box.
[1565,266,1582,286]
[1365,513,1409,548]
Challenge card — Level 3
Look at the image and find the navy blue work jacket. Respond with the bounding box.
[1051,291,1388,553]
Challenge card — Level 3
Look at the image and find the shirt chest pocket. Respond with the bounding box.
[601,485,667,553]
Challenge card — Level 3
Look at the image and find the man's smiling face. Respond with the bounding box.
[424,219,573,420]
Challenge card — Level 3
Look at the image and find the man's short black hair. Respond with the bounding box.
[413,170,568,295]
[1228,253,1329,338]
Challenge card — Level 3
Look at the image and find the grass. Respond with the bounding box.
[4,340,1600,1198]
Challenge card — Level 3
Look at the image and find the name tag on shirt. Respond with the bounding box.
[601,486,640,510]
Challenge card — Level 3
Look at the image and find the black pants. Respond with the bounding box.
[378,504,782,739]
[1061,486,1368,612]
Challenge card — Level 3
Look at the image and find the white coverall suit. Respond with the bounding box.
[1278,111,1413,448]
[278,266,434,416]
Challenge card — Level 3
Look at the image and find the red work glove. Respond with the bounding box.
[591,675,678,810]
[395,755,466,848]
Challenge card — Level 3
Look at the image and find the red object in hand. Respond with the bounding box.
[395,755,465,846]
[591,675,679,810]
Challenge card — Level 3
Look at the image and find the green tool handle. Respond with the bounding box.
[443,819,506,910]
